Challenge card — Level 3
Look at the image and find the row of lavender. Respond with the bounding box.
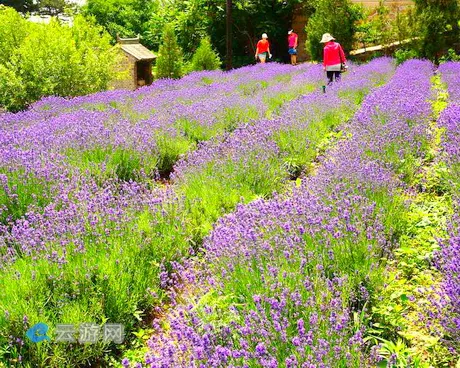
[0,61,391,266]
[171,59,395,236]
[0,63,321,260]
[140,59,435,367]
[0,63,321,210]
[0,64,324,365]
[436,62,460,355]
[0,62,388,366]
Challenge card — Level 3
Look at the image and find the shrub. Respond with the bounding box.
[305,0,363,61]
[0,8,119,111]
[0,6,29,65]
[155,24,183,79]
[355,4,416,49]
[413,0,459,61]
[394,48,419,65]
[190,37,221,72]
[439,48,460,63]
[0,64,27,112]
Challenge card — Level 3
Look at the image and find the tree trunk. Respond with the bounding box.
[226,0,233,70]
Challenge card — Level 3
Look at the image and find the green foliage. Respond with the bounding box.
[85,0,306,66]
[0,64,27,112]
[145,0,212,58]
[190,37,221,72]
[155,24,183,79]
[83,0,155,44]
[0,8,119,111]
[306,0,363,61]
[0,6,29,65]
[0,0,37,13]
[355,4,416,49]
[395,48,419,65]
[439,48,460,63]
[355,0,458,62]
[413,0,459,61]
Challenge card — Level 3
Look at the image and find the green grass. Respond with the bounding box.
[0,169,51,226]
[362,65,459,368]
[264,84,316,118]
[0,198,190,367]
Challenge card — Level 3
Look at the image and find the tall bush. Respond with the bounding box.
[0,6,29,64]
[0,8,119,112]
[190,37,221,71]
[355,4,416,51]
[414,0,459,61]
[0,0,37,13]
[83,0,155,46]
[156,24,183,79]
[305,0,363,61]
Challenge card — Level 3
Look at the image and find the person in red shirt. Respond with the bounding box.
[255,33,272,64]
[320,33,347,85]
[288,30,298,66]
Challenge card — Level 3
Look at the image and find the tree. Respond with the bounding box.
[0,6,29,64]
[156,24,183,79]
[306,0,363,61]
[413,0,459,61]
[83,0,156,46]
[144,0,213,57]
[83,0,307,67]
[0,0,37,13]
[37,0,68,15]
[191,37,221,71]
[0,9,119,111]
[226,0,232,70]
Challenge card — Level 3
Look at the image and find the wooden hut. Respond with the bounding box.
[114,36,156,90]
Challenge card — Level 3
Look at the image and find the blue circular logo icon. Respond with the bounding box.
[26,323,51,343]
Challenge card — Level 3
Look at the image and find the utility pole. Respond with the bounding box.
[226,0,232,70]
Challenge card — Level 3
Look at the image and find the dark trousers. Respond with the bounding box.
[327,71,341,85]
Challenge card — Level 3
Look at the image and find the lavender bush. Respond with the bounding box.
[435,62,460,355]
[0,63,358,366]
[140,60,435,367]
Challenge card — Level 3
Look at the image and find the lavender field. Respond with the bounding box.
[0,60,458,368]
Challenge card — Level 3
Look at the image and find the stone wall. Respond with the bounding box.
[109,52,137,90]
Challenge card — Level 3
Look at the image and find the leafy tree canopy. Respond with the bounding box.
[0,0,37,13]
[306,0,363,61]
[83,0,157,45]
[84,0,306,66]
[0,7,119,111]
[413,0,459,60]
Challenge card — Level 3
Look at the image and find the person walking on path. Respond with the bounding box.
[320,33,347,85]
[288,29,298,65]
[255,33,272,64]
